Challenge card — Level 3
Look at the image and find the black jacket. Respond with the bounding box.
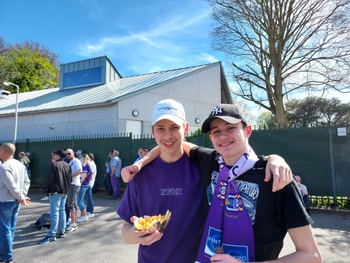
[47,159,71,194]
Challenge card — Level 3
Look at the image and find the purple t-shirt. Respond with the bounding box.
[117,153,205,263]
[81,163,91,187]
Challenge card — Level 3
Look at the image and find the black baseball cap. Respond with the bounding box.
[53,149,66,158]
[202,104,247,133]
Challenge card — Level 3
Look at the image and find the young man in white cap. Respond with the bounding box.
[117,99,206,263]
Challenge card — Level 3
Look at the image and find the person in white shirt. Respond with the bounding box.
[0,143,31,263]
[65,149,82,232]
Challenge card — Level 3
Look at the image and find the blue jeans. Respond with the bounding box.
[85,186,94,214]
[103,172,113,195]
[47,194,67,237]
[0,201,20,261]
[77,186,89,212]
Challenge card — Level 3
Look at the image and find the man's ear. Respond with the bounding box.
[184,122,189,135]
[245,125,253,138]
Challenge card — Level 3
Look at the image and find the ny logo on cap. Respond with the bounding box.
[211,106,223,116]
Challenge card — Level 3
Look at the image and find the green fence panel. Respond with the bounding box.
[2,126,350,198]
[250,128,332,196]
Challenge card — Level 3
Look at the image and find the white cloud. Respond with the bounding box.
[76,10,210,54]
[72,7,213,75]
[201,53,219,63]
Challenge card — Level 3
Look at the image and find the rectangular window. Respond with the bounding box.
[63,67,102,88]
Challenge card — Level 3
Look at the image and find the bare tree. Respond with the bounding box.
[0,37,10,55]
[208,0,350,126]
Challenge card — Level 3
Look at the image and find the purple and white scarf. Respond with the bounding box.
[196,148,258,262]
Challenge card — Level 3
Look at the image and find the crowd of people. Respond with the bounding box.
[0,144,129,261]
[39,148,124,243]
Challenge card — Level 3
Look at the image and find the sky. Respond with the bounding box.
[1,0,350,121]
[0,0,220,77]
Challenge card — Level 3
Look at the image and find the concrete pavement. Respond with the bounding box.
[11,190,350,263]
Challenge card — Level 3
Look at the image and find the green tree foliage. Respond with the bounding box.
[207,0,350,127]
[0,37,10,55]
[286,97,350,127]
[256,111,277,129]
[0,37,60,93]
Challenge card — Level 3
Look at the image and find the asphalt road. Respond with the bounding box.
[11,190,350,263]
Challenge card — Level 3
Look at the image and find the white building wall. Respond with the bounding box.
[119,64,222,135]
[0,105,119,141]
[0,64,224,141]
[198,66,221,103]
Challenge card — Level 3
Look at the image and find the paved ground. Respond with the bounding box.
[11,190,350,263]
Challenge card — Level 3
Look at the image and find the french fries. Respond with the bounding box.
[135,214,163,230]
[134,210,172,233]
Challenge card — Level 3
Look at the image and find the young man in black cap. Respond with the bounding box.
[39,149,71,244]
[190,104,322,262]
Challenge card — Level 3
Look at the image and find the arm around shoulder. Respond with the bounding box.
[264,154,293,192]
[121,146,161,183]
[137,146,161,168]
[182,141,198,156]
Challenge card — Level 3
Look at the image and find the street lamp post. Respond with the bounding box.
[3,82,19,144]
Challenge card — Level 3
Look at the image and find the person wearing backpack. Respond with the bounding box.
[39,149,71,244]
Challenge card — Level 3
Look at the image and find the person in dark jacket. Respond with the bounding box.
[39,149,71,244]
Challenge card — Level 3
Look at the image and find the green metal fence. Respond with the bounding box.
[3,125,350,208]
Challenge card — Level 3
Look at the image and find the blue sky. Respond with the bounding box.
[0,0,222,77]
[1,0,349,120]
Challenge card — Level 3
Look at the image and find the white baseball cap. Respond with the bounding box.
[151,99,186,126]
